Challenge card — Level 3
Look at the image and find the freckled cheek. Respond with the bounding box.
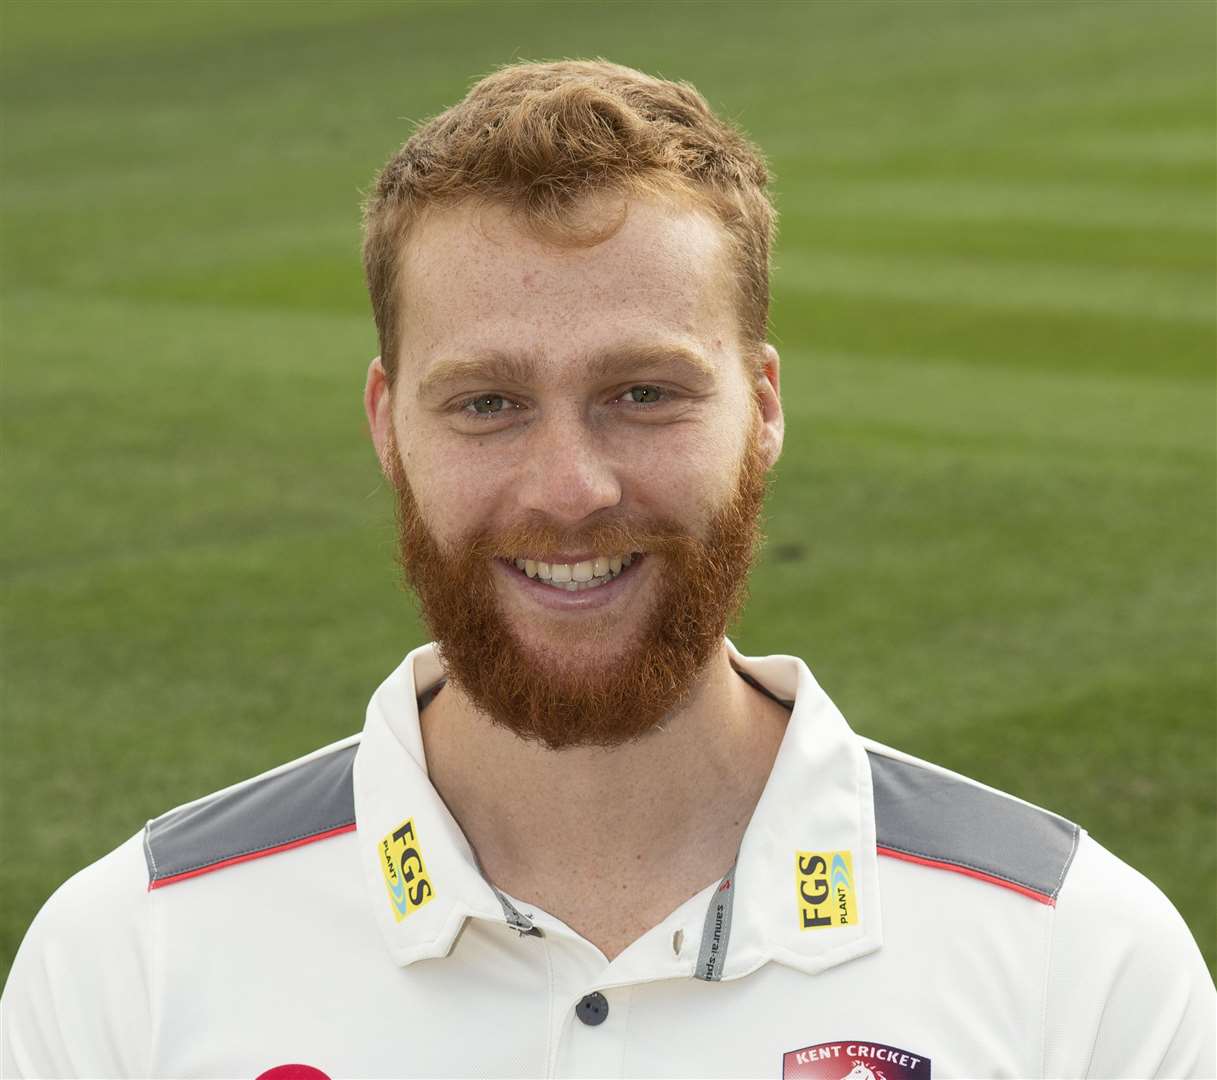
[418,465,500,531]
[624,448,725,518]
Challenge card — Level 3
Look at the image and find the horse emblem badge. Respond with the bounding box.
[782,1040,930,1079]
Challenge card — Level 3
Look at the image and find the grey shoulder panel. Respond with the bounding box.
[144,742,357,889]
[868,750,1080,904]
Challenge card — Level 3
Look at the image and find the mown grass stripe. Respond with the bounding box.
[778,250,1214,324]
[773,178,1215,232]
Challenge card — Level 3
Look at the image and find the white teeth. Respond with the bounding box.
[506,552,642,591]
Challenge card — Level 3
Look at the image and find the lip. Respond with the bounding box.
[493,553,648,612]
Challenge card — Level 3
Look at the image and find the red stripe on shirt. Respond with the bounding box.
[877,844,1056,906]
[148,822,357,891]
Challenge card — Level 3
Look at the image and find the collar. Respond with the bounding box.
[353,639,883,986]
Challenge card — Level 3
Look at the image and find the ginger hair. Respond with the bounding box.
[362,59,776,385]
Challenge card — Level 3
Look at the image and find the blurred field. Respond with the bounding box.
[1,0,1213,985]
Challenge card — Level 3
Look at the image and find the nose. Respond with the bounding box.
[513,408,622,526]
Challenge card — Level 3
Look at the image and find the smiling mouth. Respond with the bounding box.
[500,552,644,592]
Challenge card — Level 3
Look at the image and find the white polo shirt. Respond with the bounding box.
[3,640,1214,1079]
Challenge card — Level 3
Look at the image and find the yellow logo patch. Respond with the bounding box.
[379,818,435,923]
[796,850,858,930]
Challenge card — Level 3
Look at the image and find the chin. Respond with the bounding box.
[514,628,635,671]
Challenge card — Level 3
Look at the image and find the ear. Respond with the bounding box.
[363,356,395,479]
[754,343,784,469]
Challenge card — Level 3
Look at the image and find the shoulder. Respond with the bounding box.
[1044,833,1216,1076]
[2,832,153,1076]
[861,740,1215,1075]
[2,735,362,1076]
[863,738,1079,906]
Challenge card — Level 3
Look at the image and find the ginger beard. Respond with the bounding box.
[385,403,770,750]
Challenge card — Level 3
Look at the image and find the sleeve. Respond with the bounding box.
[1043,832,1216,1079]
[1,832,156,1079]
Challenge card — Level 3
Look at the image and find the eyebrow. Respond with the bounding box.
[416,344,719,402]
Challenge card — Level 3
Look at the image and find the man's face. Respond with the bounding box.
[371,195,782,749]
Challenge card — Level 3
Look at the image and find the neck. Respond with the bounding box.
[419,642,789,936]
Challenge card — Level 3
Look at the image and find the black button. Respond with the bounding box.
[575,992,608,1026]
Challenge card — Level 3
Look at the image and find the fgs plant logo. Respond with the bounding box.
[795,850,857,930]
[379,817,435,922]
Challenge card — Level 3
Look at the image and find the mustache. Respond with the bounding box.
[455,519,706,565]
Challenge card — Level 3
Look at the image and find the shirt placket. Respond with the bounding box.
[543,926,633,1079]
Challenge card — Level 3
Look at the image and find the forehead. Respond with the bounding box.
[396,196,739,380]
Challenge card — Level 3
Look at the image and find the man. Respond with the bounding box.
[2,60,1213,1079]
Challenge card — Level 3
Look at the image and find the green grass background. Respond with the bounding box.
[2,0,1213,984]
